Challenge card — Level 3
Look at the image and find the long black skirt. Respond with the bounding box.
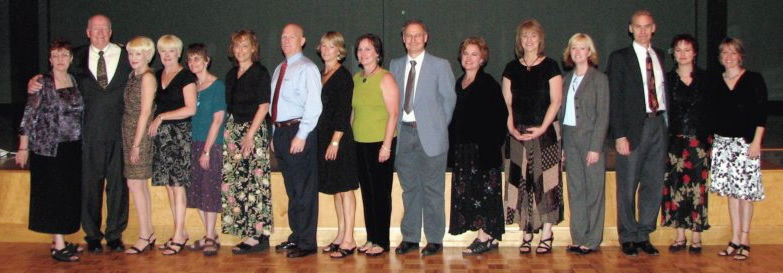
[29,141,82,234]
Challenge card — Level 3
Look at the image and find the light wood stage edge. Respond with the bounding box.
[1,170,782,247]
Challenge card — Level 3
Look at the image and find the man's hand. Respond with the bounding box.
[290,137,305,154]
[615,137,631,156]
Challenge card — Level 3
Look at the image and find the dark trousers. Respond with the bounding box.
[355,139,396,250]
[81,139,128,243]
[615,115,667,243]
[273,126,318,250]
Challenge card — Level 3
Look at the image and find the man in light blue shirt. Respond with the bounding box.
[269,23,322,258]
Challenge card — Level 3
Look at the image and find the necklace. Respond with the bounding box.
[521,55,542,71]
[362,65,379,83]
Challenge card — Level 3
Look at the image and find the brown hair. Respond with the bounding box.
[458,37,489,66]
[49,38,72,54]
[515,19,545,58]
[228,29,260,63]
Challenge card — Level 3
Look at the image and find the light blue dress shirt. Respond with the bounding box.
[270,52,323,140]
[563,75,582,126]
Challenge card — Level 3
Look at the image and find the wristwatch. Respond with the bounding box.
[331,141,339,147]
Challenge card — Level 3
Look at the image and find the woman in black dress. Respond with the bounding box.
[17,39,84,262]
[315,31,359,258]
[501,19,563,254]
[448,37,506,255]
[661,34,712,254]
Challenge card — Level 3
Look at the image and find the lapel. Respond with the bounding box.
[414,53,431,107]
[625,46,644,89]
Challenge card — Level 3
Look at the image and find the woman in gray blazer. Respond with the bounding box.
[558,33,609,255]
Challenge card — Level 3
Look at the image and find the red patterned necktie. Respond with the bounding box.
[271,61,288,122]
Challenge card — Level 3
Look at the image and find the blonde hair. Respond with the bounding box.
[562,33,599,68]
[317,31,347,62]
[719,37,745,65]
[515,19,545,58]
[127,36,155,63]
[156,34,183,56]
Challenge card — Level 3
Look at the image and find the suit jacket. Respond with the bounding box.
[606,45,669,148]
[558,66,610,153]
[390,52,456,156]
[69,44,131,144]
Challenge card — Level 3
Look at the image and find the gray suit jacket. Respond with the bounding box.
[390,52,456,156]
[558,66,610,153]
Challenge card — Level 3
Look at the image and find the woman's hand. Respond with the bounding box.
[199,152,210,170]
[586,151,600,166]
[378,146,391,162]
[129,146,140,164]
[520,126,545,141]
[508,118,524,141]
[241,134,255,158]
[325,143,339,161]
[748,141,762,160]
[15,150,28,168]
[147,116,163,137]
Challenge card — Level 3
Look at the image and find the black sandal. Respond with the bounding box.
[463,238,496,256]
[51,248,79,262]
[162,238,188,256]
[733,245,750,260]
[330,247,356,259]
[51,241,83,253]
[322,243,340,253]
[158,238,173,250]
[126,233,156,254]
[231,237,267,254]
[536,236,554,254]
[689,241,702,254]
[202,238,219,256]
[519,236,533,254]
[718,241,740,256]
[669,238,687,252]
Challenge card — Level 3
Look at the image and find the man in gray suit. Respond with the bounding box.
[390,19,456,257]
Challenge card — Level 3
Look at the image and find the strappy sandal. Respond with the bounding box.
[733,245,750,261]
[189,236,207,250]
[689,241,702,253]
[669,238,687,252]
[463,238,496,255]
[330,247,356,259]
[51,241,84,253]
[232,236,267,254]
[162,238,188,256]
[536,236,554,254]
[158,238,173,250]
[358,241,374,254]
[202,237,220,256]
[364,244,387,257]
[718,241,740,256]
[126,233,156,254]
[322,243,340,253]
[518,236,533,254]
[51,247,79,262]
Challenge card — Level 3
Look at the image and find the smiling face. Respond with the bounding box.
[50,48,72,73]
[281,24,305,57]
[630,14,656,47]
[158,47,180,68]
[673,40,696,67]
[520,30,541,55]
[86,15,112,50]
[187,53,208,74]
[356,38,379,68]
[720,45,742,69]
[460,44,483,72]
[319,39,339,63]
[127,49,151,71]
[403,23,428,57]
[570,41,591,66]
[232,37,254,65]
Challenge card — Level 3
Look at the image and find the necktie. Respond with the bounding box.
[271,61,288,123]
[403,60,417,114]
[646,51,659,112]
[97,50,108,89]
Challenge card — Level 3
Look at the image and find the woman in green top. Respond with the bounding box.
[352,33,400,256]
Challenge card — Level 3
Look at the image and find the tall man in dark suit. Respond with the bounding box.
[28,14,130,252]
[390,19,456,257]
[606,10,668,257]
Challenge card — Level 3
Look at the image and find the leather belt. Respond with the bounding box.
[402,121,417,128]
[274,118,301,128]
[647,111,665,118]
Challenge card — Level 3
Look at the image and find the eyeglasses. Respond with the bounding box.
[404,33,425,40]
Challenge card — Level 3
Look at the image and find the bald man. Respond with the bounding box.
[269,24,323,258]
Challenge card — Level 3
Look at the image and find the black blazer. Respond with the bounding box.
[69,44,131,143]
[606,45,669,148]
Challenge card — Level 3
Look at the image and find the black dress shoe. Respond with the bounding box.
[421,243,442,256]
[566,245,581,253]
[621,242,638,256]
[636,240,659,256]
[395,241,419,255]
[286,248,316,258]
[275,241,297,252]
[86,240,103,253]
[106,239,125,252]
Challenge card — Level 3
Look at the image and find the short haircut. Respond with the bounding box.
[157,34,183,56]
[228,29,260,63]
[317,31,347,62]
[562,33,599,68]
[87,14,112,29]
[401,19,428,35]
[719,37,745,63]
[127,36,156,63]
[458,37,489,65]
[669,34,698,64]
[630,9,655,24]
[49,38,72,54]
[354,33,384,68]
[515,19,545,58]
[186,43,210,63]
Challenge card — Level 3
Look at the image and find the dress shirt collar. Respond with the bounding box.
[90,43,118,54]
[407,50,426,64]
[285,52,304,64]
[632,41,651,56]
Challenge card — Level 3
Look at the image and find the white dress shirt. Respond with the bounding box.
[632,41,666,112]
[401,50,425,122]
[88,43,121,84]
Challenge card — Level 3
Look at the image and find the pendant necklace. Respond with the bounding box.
[362,65,379,83]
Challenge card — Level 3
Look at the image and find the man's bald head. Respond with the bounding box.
[86,14,112,49]
[281,23,306,57]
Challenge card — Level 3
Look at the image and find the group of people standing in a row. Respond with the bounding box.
[16,9,766,263]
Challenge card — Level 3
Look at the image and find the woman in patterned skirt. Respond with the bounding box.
[221,29,274,254]
[661,34,712,254]
[447,37,506,255]
[502,19,563,254]
[148,34,197,255]
[186,43,226,256]
[122,36,158,254]
[709,37,767,261]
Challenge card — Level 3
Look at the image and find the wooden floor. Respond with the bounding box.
[3,243,783,273]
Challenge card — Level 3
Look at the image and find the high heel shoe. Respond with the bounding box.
[126,233,156,255]
[669,238,687,252]
[718,241,740,256]
[162,237,188,256]
[536,236,554,254]
[330,247,356,259]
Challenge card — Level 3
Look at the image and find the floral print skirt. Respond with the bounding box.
[221,115,273,237]
[152,122,191,187]
[448,143,504,240]
[709,135,764,201]
[661,135,710,231]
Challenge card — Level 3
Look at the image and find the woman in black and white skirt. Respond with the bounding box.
[708,37,767,261]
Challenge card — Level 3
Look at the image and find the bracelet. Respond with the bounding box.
[381,146,391,152]
[132,144,140,148]
[18,148,28,151]
[330,141,339,147]
[203,151,210,156]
